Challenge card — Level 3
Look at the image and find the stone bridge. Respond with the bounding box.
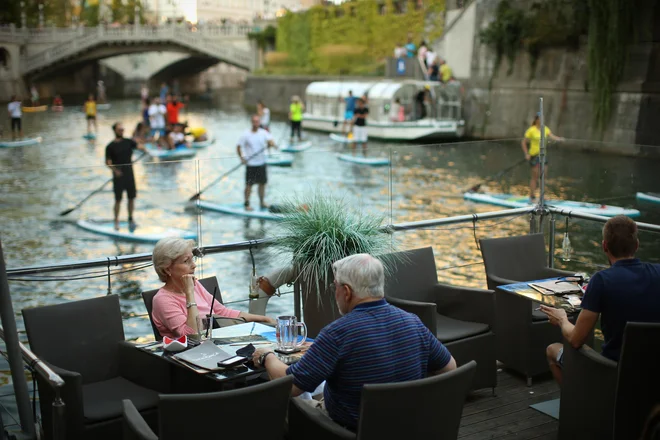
[0,24,257,81]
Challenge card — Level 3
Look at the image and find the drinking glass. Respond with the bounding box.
[276,315,307,352]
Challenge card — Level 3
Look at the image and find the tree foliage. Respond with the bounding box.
[271,0,445,75]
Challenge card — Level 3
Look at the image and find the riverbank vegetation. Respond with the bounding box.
[256,0,445,76]
[479,0,646,135]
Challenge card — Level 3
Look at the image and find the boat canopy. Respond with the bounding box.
[304,80,462,122]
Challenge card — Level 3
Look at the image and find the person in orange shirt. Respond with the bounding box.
[166,94,185,125]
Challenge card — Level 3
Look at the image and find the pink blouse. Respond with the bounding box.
[152,280,241,339]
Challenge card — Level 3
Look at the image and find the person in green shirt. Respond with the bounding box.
[288,95,304,143]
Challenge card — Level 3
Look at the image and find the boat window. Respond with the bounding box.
[434,84,462,121]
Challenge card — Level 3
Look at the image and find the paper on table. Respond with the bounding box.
[565,295,582,307]
[529,280,582,295]
[210,322,274,339]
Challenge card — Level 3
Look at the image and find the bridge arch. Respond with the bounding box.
[21,26,255,80]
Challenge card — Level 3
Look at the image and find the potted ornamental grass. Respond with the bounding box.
[269,191,400,337]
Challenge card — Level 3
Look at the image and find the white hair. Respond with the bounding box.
[152,238,195,282]
[332,254,384,299]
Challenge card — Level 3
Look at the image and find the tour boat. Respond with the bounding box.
[303,80,465,141]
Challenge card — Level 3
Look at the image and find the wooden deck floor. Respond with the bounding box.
[459,367,560,440]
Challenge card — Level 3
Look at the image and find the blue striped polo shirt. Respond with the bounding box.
[286,298,452,430]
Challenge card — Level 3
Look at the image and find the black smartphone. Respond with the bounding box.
[217,355,247,368]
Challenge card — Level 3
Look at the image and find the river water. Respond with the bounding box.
[1,96,660,346]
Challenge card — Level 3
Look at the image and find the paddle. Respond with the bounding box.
[188,146,268,201]
[59,151,147,216]
[465,158,527,193]
[333,70,344,128]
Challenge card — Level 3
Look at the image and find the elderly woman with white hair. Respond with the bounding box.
[151,237,275,339]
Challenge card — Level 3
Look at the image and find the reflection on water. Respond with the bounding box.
[1,98,659,344]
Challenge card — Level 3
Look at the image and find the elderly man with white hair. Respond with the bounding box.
[253,253,456,431]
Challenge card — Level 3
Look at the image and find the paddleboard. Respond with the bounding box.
[280,140,313,153]
[146,145,196,160]
[329,133,354,144]
[636,192,660,205]
[76,219,197,243]
[194,201,283,221]
[338,154,390,167]
[463,192,641,217]
[191,138,215,148]
[96,103,112,111]
[83,133,97,140]
[0,137,43,148]
[22,105,48,113]
[266,153,294,167]
[51,106,64,112]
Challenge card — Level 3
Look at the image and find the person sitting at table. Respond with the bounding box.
[151,237,275,339]
[252,253,457,431]
[541,215,660,385]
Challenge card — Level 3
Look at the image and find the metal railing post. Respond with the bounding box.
[0,240,36,438]
[548,214,556,268]
[538,97,546,209]
[293,281,302,322]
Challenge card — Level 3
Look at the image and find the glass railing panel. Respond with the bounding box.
[391,213,532,289]
[388,139,527,225]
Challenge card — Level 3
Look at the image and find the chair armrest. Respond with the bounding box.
[385,296,436,333]
[559,342,618,434]
[288,398,355,440]
[540,267,576,278]
[118,341,171,393]
[433,283,495,327]
[122,400,158,440]
[37,362,85,440]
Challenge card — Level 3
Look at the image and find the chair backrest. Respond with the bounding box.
[22,294,124,383]
[382,247,438,303]
[357,361,476,440]
[614,322,660,440]
[158,376,293,439]
[479,234,548,282]
[142,276,223,341]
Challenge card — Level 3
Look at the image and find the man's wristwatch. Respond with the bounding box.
[259,351,274,368]
[186,302,197,309]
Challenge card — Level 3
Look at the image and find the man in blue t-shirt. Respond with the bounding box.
[540,215,660,385]
[252,254,456,431]
[340,90,357,135]
[405,34,416,58]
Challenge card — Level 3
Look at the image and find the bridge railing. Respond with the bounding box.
[20,24,255,75]
[1,22,253,43]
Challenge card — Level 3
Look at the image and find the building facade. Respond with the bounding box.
[196,0,307,24]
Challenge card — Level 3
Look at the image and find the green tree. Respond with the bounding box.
[0,0,21,26]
